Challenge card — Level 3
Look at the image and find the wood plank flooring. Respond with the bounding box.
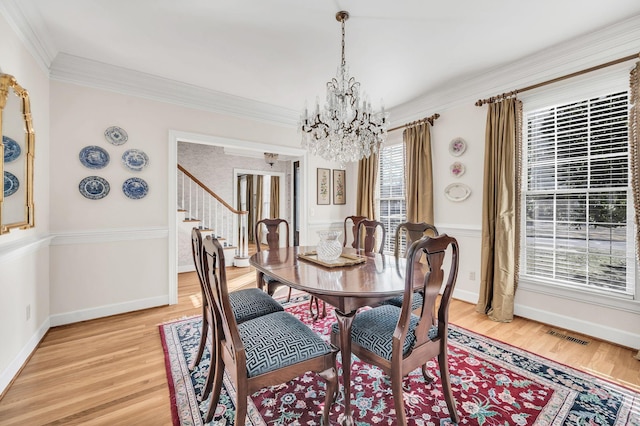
[0,267,638,425]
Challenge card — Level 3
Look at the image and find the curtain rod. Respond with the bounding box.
[388,113,440,132]
[475,52,640,106]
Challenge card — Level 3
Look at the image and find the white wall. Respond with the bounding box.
[47,81,307,324]
[306,157,358,242]
[0,13,51,393]
[424,103,486,307]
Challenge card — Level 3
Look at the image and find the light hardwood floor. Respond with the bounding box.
[0,268,638,425]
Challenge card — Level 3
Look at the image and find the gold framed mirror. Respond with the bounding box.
[0,73,35,234]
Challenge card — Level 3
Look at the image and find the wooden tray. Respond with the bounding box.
[297,251,366,268]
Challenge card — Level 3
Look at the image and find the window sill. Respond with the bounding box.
[518,276,640,315]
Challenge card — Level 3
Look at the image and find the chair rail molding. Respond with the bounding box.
[50,226,169,245]
[0,234,52,264]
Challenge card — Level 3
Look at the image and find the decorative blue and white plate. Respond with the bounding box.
[104,126,128,146]
[79,145,110,169]
[122,177,148,199]
[122,149,149,171]
[3,136,21,163]
[79,176,110,200]
[4,171,19,197]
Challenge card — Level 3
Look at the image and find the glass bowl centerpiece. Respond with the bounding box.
[316,230,342,262]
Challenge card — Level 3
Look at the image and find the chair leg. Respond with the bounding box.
[390,371,407,425]
[286,286,292,302]
[438,351,459,424]
[309,296,318,320]
[421,363,435,384]
[309,297,327,321]
[318,366,338,425]
[200,318,220,400]
[190,307,208,371]
[204,350,224,423]
[234,385,248,426]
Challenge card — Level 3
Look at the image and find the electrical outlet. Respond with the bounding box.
[26,304,31,321]
[469,272,476,281]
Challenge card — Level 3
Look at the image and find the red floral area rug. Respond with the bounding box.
[160,296,639,425]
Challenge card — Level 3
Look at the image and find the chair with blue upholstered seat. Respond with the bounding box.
[203,235,339,425]
[343,215,368,248]
[394,221,439,259]
[383,221,440,311]
[189,228,283,398]
[255,218,292,300]
[330,234,460,425]
[355,218,386,255]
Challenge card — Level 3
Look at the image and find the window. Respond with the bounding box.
[378,144,406,254]
[522,91,635,297]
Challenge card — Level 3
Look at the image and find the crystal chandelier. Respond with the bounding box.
[299,11,388,166]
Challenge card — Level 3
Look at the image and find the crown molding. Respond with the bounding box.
[49,53,299,127]
[1,0,299,126]
[0,0,55,74]
[389,13,640,126]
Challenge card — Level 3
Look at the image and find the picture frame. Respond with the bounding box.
[333,169,346,205]
[317,168,330,205]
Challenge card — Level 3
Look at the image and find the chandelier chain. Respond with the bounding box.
[341,17,346,67]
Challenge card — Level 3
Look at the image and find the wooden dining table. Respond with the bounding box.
[250,245,409,426]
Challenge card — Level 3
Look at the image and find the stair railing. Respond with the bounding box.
[177,164,249,263]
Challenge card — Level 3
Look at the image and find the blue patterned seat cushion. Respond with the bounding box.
[381,291,424,311]
[238,311,334,377]
[331,305,437,361]
[229,288,283,323]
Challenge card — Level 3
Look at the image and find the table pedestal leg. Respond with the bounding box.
[335,309,356,426]
[256,271,265,291]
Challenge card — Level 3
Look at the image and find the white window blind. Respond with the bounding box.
[378,144,406,254]
[522,91,634,296]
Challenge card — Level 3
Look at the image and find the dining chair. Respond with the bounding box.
[331,234,460,425]
[202,235,339,425]
[394,221,439,259]
[384,222,440,311]
[255,218,292,301]
[343,215,367,248]
[355,219,386,254]
[189,228,283,389]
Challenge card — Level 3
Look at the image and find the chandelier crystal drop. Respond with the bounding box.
[299,11,388,166]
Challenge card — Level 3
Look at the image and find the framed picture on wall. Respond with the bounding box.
[317,168,330,205]
[333,169,346,205]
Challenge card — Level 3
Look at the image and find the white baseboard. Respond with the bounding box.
[514,304,640,349]
[452,288,478,304]
[0,317,50,395]
[452,288,639,349]
[178,264,195,273]
[49,296,169,327]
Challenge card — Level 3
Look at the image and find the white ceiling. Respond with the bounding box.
[5,0,640,122]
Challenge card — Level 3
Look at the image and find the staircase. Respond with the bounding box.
[177,164,250,268]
